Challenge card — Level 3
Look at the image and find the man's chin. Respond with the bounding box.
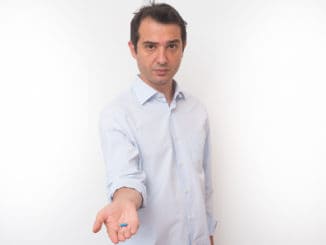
[151,76,173,85]
[152,79,172,86]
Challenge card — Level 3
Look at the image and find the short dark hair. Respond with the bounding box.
[130,3,187,52]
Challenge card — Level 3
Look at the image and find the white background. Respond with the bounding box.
[1,0,325,244]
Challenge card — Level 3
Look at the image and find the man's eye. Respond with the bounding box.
[168,43,177,49]
[145,44,156,50]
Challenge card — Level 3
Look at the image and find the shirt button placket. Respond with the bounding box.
[170,103,192,242]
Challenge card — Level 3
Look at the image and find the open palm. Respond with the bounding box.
[93,200,139,244]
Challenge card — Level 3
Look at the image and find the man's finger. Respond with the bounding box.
[92,212,104,233]
[129,218,140,235]
[117,228,126,242]
[123,227,132,239]
[106,223,120,244]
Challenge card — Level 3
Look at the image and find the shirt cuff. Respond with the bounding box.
[207,215,218,235]
[108,179,147,208]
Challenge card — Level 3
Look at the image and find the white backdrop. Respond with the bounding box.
[0,0,325,245]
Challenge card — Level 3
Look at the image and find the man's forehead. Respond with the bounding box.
[138,18,182,45]
[142,39,180,43]
[138,17,182,39]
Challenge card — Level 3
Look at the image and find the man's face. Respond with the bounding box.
[129,17,185,89]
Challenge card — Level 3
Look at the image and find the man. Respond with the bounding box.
[93,3,216,245]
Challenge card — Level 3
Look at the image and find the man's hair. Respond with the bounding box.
[130,3,187,52]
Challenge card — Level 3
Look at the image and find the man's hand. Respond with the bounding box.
[92,188,142,244]
[210,235,214,245]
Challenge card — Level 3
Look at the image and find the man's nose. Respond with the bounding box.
[156,47,167,65]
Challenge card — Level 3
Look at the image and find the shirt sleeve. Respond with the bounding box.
[99,106,147,207]
[203,118,217,235]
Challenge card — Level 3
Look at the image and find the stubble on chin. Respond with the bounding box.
[149,78,173,88]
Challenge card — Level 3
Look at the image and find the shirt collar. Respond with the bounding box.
[173,82,185,102]
[132,75,185,105]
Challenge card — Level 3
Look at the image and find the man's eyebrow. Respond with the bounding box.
[167,39,181,43]
[166,39,181,44]
[142,41,158,45]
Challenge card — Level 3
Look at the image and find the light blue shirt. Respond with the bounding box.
[99,76,217,245]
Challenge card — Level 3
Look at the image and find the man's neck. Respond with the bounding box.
[155,81,175,105]
[140,76,175,105]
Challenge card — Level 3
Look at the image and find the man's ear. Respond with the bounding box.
[128,41,137,58]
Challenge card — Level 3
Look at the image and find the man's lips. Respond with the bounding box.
[153,69,169,75]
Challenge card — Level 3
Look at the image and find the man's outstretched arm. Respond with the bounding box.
[93,187,143,244]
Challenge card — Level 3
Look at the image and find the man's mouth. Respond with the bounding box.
[154,69,169,76]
